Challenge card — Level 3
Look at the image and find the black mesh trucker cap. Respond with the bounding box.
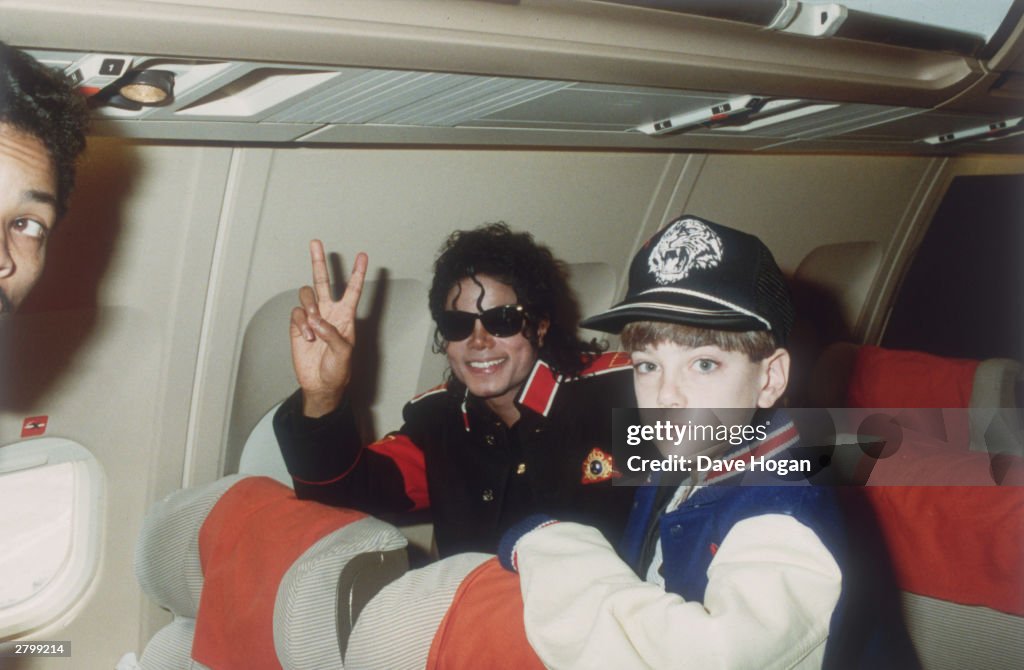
[581,215,794,343]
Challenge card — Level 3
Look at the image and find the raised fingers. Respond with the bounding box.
[290,305,315,342]
[309,239,332,303]
[299,284,320,317]
[336,252,369,321]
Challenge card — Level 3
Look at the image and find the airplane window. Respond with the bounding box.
[882,174,1024,364]
[0,439,103,638]
[838,0,1011,42]
[604,0,1018,53]
[0,462,73,608]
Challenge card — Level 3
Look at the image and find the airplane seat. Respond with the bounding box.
[344,552,491,668]
[235,399,438,560]
[137,618,200,670]
[805,341,861,408]
[134,474,245,670]
[134,475,408,669]
[808,343,1023,453]
[787,241,882,406]
[969,357,1024,456]
[237,401,292,485]
[230,283,440,558]
[807,343,1024,670]
[345,554,543,669]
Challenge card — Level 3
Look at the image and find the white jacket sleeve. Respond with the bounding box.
[514,514,842,670]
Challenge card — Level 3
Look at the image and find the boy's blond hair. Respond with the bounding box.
[621,321,780,362]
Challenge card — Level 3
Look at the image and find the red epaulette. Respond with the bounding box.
[409,382,449,404]
[517,352,632,418]
[517,361,561,417]
[579,351,633,377]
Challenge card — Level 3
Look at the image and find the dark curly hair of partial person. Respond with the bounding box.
[428,222,605,378]
[0,41,89,220]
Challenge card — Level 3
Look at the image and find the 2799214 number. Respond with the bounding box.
[1,641,71,657]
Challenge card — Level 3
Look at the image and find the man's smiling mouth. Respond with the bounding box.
[468,358,506,370]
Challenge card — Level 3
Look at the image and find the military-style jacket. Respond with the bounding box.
[273,353,636,556]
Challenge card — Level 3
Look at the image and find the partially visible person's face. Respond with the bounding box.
[443,274,547,418]
[630,341,788,409]
[0,124,57,315]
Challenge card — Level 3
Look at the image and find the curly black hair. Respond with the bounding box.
[1,42,89,220]
[428,222,604,378]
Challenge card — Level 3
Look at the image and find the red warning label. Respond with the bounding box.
[21,415,48,438]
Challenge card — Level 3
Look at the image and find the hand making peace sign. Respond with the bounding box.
[289,239,369,418]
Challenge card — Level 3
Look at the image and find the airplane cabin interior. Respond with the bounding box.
[1,1,1022,668]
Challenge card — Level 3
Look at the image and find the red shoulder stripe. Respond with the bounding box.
[410,383,448,404]
[517,353,631,417]
[518,360,560,417]
[580,351,632,377]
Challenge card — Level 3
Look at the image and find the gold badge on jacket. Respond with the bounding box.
[581,447,621,484]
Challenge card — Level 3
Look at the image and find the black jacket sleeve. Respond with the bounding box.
[272,389,428,515]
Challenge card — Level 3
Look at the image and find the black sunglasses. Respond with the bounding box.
[437,304,527,341]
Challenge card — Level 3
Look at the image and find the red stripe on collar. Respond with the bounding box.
[517,360,561,417]
[703,422,799,484]
[580,351,633,377]
[410,382,449,404]
[516,353,632,418]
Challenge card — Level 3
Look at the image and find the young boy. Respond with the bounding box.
[498,215,911,669]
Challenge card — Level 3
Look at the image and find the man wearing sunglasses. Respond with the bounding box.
[274,224,635,557]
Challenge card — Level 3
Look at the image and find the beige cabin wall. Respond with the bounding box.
[1,139,232,667]
[683,154,937,273]
[54,145,1008,483]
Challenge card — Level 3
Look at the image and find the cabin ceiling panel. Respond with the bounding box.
[2,0,979,105]
[469,86,721,128]
[19,44,1015,154]
[10,0,1024,155]
[291,123,774,152]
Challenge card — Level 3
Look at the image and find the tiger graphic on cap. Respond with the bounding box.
[647,217,724,285]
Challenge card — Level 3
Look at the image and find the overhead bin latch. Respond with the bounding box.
[632,96,822,136]
[632,95,766,136]
[922,117,1024,145]
[779,2,847,38]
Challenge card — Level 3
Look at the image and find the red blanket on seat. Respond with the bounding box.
[848,346,1024,616]
[192,476,365,669]
[847,345,979,410]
